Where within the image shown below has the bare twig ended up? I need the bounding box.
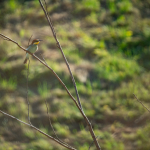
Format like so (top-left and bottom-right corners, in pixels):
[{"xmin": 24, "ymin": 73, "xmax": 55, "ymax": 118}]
[
  {"xmin": 0, "ymin": 34, "xmax": 11, "ymax": 41},
  {"xmin": 135, "ymin": 113, "xmax": 147, "ymax": 124},
  {"xmin": 41, "ymin": 53, "xmax": 72, "ymax": 147},
  {"xmin": 38, "ymin": 1, "xmax": 101, "ymax": 149},
  {"xmin": 28, "ymin": 35, "xmax": 33, "ymax": 46},
  {"xmin": 89, "ymin": 136, "xmax": 99, "ymax": 150},
  {"xmin": 0, "ymin": 33, "xmax": 78, "ymax": 106},
  {"xmin": 41, "ymin": 0, "xmax": 82, "ymax": 110},
  {"xmin": 0, "ymin": 30, "xmax": 101, "ymax": 150},
  {"xmin": 44, "ymin": 99, "xmax": 71, "ymax": 147},
  {"xmin": 40, "ymin": 53, "xmax": 48, "ymax": 66},
  {"xmin": 44, "ymin": 99, "xmax": 58, "ymax": 139},
  {"xmin": 0, "ymin": 109, "xmax": 76, "ymax": 150},
  {"xmin": 0, "ymin": 33, "xmax": 76, "ymax": 149},
  {"xmin": 26, "ymin": 59, "xmax": 32, "ymax": 125},
  {"xmin": 133, "ymin": 94, "xmax": 150, "ymax": 113},
  {"xmin": 0, "ymin": 33, "xmax": 78, "ymax": 149}
]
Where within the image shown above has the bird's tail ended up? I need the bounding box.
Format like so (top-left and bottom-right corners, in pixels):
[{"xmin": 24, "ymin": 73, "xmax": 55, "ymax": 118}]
[
  {"xmin": 23, "ymin": 53, "xmax": 29, "ymax": 64},
  {"xmin": 24, "ymin": 58, "xmax": 28, "ymax": 64}
]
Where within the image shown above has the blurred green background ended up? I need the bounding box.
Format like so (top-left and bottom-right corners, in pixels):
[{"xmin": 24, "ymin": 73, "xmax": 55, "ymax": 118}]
[{"xmin": 0, "ymin": 0, "xmax": 150, "ymax": 149}]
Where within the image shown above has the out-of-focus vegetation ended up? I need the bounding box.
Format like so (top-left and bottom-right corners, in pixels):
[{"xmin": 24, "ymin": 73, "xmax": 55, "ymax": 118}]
[{"xmin": 0, "ymin": 0, "xmax": 150, "ymax": 149}]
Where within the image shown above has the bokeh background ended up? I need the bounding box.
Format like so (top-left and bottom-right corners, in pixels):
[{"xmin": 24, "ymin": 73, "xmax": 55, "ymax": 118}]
[{"xmin": 0, "ymin": 0, "xmax": 150, "ymax": 149}]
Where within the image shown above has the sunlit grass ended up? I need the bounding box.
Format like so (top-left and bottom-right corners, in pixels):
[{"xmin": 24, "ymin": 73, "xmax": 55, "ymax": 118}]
[
  {"xmin": 0, "ymin": 77, "xmax": 17, "ymax": 91},
  {"xmin": 38, "ymin": 82, "xmax": 49, "ymax": 99},
  {"xmin": 29, "ymin": 139, "xmax": 53, "ymax": 150},
  {"xmin": 1, "ymin": 0, "xmax": 150, "ymax": 150},
  {"xmin": 23, "ymin": 128, "xmax": 35, "ymax": 139},
  {"xmin": 95, "ymin": 55, "xmax": 141, "ymax": 82},
  {"xmin": 74, "ymin": 0, "xmax": 100, "ymax": 14},
  {"xmin": 134, "ymin": 123, "xmax": 150, "ymax": 150},
  {"xmin": 76, "ymin": 81, "xmax": 92, "ymax": 96},
  {"xmin": 54, "ymin": 123, "xmax": 70, "ymax": 137}
]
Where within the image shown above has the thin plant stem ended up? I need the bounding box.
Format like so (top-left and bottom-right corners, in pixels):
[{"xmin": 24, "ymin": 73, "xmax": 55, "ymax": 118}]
[
  {"xmin": 42, "ymin": 0, "xmax": 83, "ymax": 110},
  {"xmin": 28, "ymin": 34, "xmax": 33, "ymax": 46},
  {"xmin": 38, "ymin": 1, "xmax": 101, "ymax": 149},
  {"xmin": 44, "ymin": 99, "xmax": 71, "ymax": 148},
  {"xmin": 88, "ymin": 136, "xmax": 99, "ymax": 150},
  {"xmin": 26, "ymin": 59, "xmax": 32, "ymax": 125},
  {"xmin": 40, "ymin": 53, "xmax": 73, "ymax": 147},
  {"xmin": 133, "ymin": 94, "xmax": 150, "ymax": 113},
  {"xmin": 0, "ymin": 109, "xmax": 76, "ymax": 150},
  {"xmin": 0, "ymin": 32, "xmax": 101, "ymax": 150}
]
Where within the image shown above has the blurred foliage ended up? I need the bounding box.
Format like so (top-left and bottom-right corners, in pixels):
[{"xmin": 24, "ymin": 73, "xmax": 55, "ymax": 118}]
[{"xmin": 1, "ymin": 0, "xmax": 150, "ymax": 150}]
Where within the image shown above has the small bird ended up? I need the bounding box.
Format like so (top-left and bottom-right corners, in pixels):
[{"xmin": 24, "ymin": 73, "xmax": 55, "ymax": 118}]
[{"xmin": 24, "ymin": 39, "xmax": 42, "ymax": 64}]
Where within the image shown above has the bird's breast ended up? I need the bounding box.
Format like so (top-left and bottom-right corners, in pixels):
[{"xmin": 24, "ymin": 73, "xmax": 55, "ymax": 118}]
[{"xmin": 27, "ymin": 45, "xmax": 38, "ymax": 53}]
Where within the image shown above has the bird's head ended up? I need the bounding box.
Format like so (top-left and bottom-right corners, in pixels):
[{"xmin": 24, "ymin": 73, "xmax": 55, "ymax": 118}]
[{"xmin": 31, "ymin": 39, "xmax": 42, "ymax": 45}]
